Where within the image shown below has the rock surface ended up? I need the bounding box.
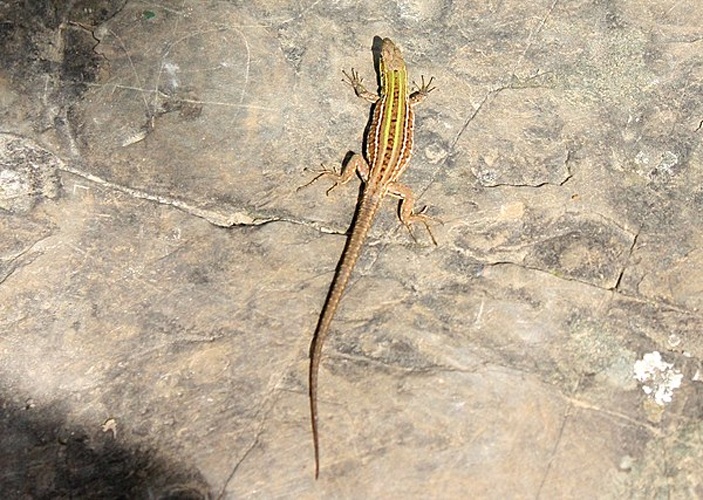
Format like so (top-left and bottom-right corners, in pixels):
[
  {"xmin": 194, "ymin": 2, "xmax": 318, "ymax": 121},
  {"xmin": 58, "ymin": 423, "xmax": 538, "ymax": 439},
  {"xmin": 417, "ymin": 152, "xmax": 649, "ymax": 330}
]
[{"xmin": 1, "ymin": 1, "xmax": 702, "ymax": 497}]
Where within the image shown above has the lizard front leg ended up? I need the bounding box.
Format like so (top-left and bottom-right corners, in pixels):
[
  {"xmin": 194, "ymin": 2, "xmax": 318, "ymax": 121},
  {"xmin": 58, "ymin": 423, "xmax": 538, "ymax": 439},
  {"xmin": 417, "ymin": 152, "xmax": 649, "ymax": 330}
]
[
  {"xmin": 409, "ymin": 75, "xmax": 436, "ymax": 106},
  {"xmin": 343, "ymin": 69, "xmax": 379, "ymax": 104}
]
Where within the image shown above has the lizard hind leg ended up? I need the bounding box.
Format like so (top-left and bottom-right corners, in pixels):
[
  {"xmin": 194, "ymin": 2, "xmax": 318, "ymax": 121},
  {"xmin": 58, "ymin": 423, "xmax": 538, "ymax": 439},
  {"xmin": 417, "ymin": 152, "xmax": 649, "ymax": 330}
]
[
  {"xmin": 296, "ymin": 165, "xmax": 343, "ymax": 195},
  {"xmin": 389, "ymin": 181, "xmax": 439, "ymax": 245},
  {"xmin": 297, "ymin": 153, "xmax": 370, "ymax": 195}
]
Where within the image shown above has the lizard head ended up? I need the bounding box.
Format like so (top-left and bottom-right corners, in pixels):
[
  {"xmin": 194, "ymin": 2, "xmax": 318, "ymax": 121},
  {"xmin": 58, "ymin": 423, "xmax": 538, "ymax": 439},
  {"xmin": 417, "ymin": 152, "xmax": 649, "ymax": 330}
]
[{"xmin": 380, "ymin": 38, "xmax": 406, "ymax": 73}]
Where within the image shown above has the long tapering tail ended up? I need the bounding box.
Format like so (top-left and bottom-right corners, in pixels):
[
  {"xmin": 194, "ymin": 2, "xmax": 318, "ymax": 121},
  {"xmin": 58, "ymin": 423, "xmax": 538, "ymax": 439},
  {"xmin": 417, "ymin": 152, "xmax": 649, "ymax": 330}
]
[{"xmin": 309, "ymin": 190, "xmax": 384, "ymax": 478}]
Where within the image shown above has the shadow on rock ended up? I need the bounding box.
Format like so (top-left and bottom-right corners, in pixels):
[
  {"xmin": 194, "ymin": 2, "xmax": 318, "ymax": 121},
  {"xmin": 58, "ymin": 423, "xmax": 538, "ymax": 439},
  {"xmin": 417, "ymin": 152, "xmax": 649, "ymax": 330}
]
[{"xmin": 0, "ymin": 396, "xmax": 211, "ymax": 499}]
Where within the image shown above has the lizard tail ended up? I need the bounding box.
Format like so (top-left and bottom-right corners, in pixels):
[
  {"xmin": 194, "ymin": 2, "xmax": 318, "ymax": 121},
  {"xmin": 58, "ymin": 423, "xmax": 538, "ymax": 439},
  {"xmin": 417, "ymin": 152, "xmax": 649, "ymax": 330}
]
[{"xmin": 309, "ymin": 190, "xmax": 384, "ymax": 479}]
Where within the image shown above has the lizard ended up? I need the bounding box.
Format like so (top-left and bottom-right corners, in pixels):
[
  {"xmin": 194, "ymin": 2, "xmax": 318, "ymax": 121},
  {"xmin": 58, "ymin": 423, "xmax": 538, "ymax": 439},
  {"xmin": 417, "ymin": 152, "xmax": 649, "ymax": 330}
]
[{"xmin": 306, "ymin": 37, "xmax": 436, "ymax": 478}]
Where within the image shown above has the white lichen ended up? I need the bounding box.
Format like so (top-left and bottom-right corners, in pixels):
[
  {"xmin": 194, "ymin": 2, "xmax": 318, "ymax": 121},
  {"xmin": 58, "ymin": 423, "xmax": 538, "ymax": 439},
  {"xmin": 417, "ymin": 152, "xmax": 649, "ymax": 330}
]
[{"xmin": 633, "ymin": 351, "xmax": 683, "ymax": 405}]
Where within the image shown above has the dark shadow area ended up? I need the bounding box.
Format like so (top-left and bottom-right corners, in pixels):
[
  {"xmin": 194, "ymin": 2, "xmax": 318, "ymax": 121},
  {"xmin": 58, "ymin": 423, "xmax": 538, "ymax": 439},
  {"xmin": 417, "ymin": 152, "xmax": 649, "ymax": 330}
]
[
  {"xmin": 0, "ymin": 0, "xmax": 123, "ymax": 139},
  {"xmin": 0, "ymin": 392, "xmax": 211, "ymax": 499},
  {"xmin": 0, "ymin": 1, "xmax": 121, "ymax": 87}
]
